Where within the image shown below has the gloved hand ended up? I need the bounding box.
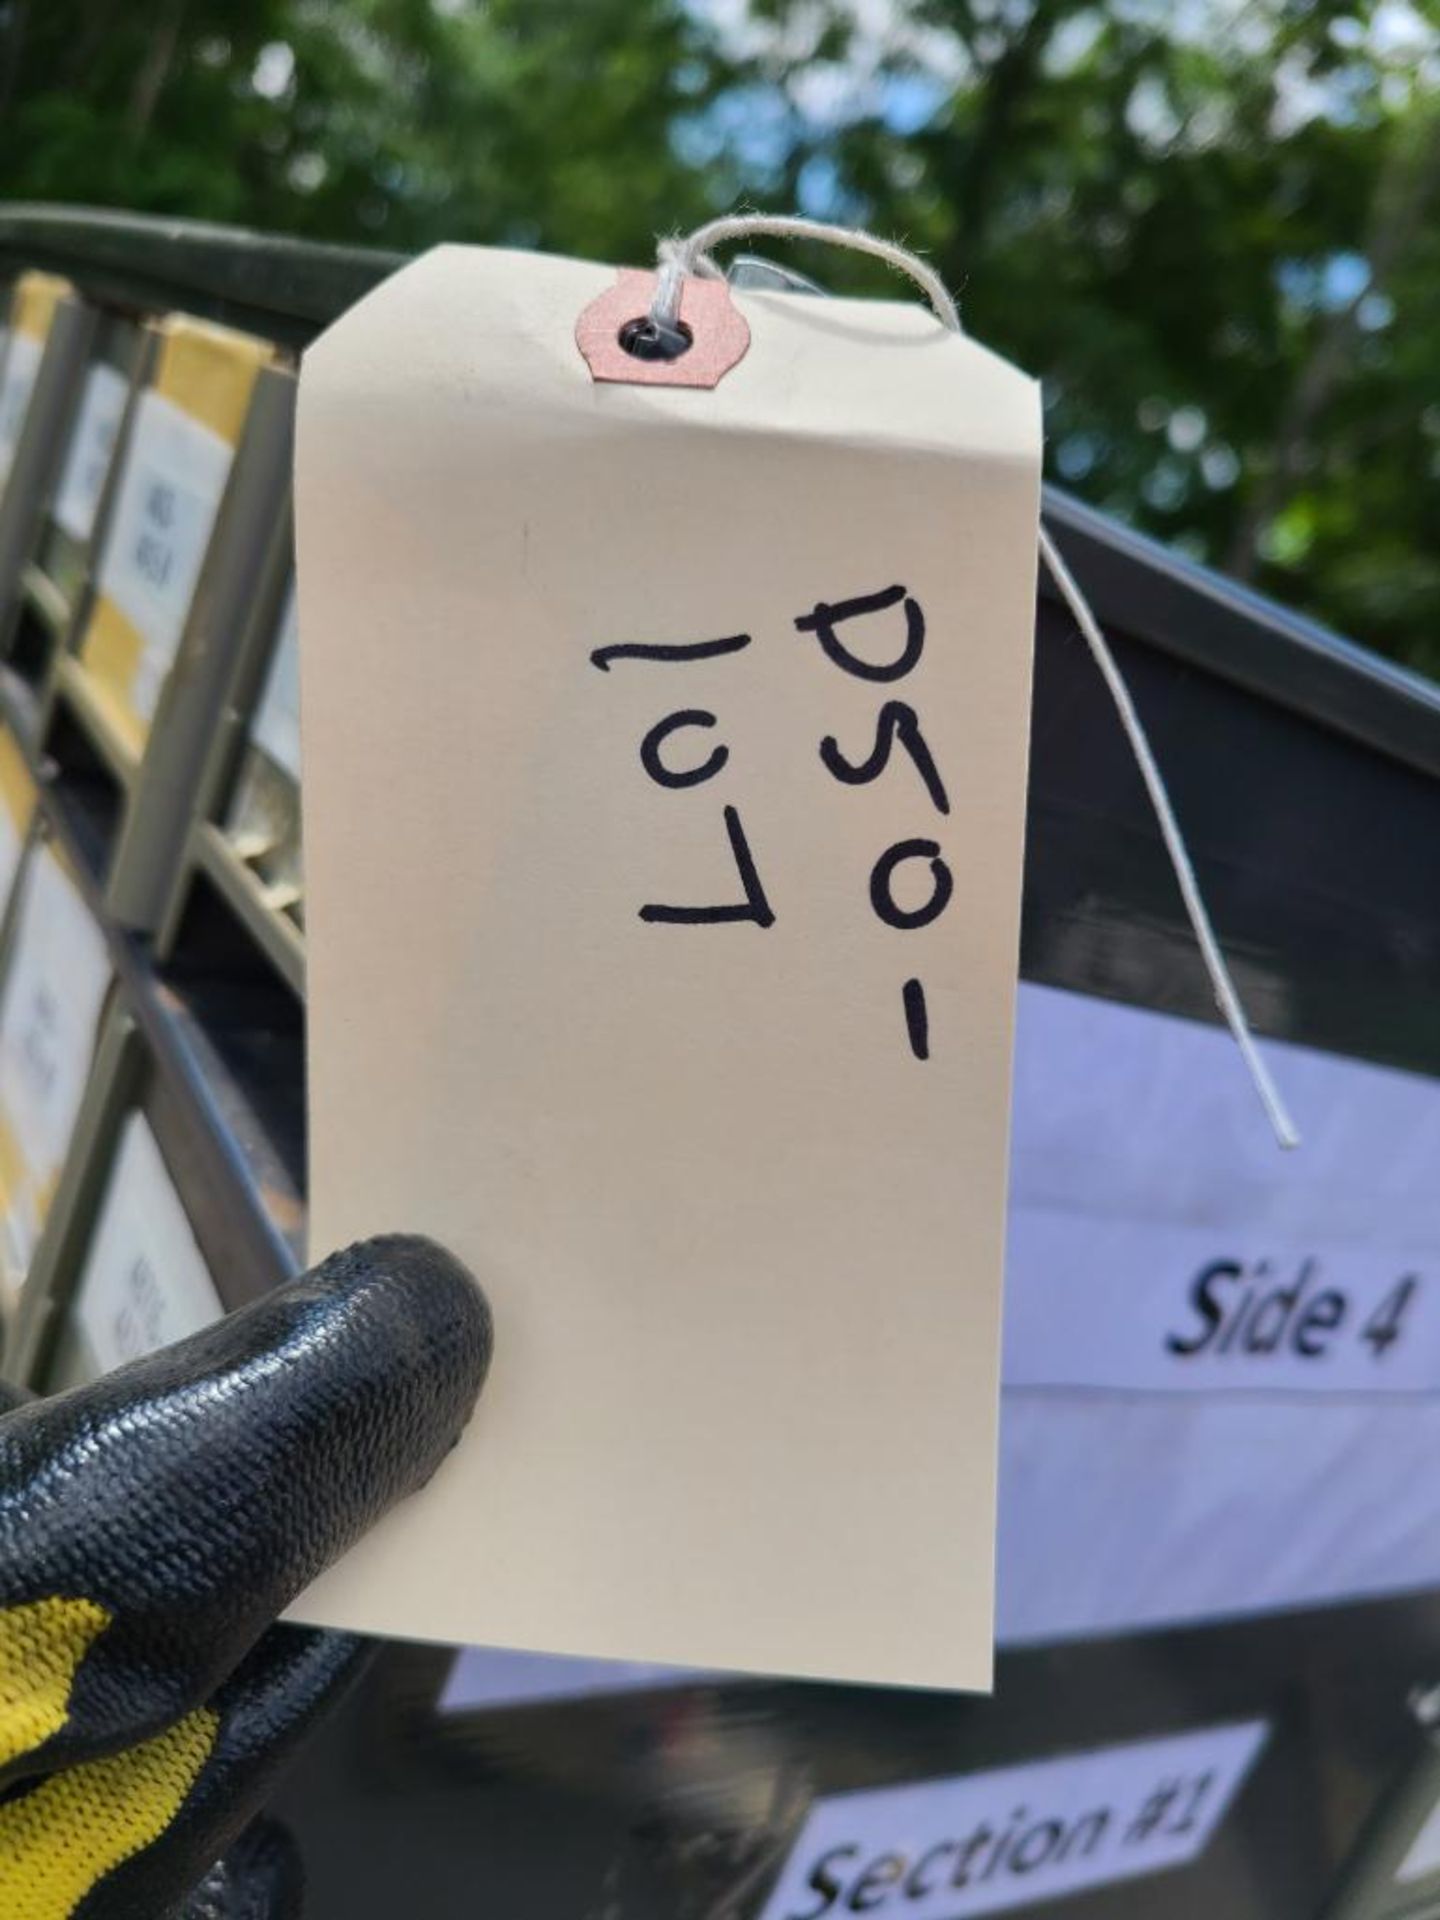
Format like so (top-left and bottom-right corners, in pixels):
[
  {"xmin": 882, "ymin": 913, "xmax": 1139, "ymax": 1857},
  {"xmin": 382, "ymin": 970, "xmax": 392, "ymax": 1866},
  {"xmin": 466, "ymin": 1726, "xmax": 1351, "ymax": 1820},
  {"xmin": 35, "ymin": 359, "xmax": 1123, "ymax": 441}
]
[{"xmin": 0, "ymin": 1234, "xmax": 492, "ymax": 1919}]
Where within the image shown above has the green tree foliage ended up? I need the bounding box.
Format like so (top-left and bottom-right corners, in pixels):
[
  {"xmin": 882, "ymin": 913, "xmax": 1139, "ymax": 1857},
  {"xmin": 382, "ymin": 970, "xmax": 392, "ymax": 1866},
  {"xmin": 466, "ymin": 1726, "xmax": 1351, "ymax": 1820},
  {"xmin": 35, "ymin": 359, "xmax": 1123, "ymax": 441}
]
[
  {"xmin": 0, "ymin": 0, "xmax": 748, "ymax": 254},
  {"xmin": 741, "ymin": 0, "xmax": 1440, "ymax": 669},
  {"xmin": 0, "ymin": 0, "xmax": 1436, "ymax": 668}
]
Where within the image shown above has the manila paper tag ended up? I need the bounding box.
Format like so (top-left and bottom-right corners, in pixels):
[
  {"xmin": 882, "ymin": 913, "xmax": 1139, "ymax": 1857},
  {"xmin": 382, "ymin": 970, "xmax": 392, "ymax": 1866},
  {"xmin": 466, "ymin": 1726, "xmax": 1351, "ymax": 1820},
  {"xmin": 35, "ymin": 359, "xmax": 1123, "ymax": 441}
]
[{"xmin": 293, "ymin": 245, "xmax": 1040, "ymax": 1691}]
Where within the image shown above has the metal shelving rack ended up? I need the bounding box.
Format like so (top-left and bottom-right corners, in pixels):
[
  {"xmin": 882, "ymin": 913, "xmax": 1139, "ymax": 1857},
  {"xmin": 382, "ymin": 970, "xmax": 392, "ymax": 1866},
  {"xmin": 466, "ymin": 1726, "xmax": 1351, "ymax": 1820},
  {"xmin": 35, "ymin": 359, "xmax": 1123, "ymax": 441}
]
[{"xmin": 0, "ymin": 212, "xmax": 319, "ymax": 1386}]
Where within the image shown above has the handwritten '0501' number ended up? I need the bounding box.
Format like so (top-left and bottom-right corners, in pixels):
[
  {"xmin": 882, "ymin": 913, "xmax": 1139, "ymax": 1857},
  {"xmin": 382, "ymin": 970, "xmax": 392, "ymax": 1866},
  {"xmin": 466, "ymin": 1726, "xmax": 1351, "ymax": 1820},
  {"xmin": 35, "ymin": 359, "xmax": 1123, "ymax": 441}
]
[{"xmin": 589, "ymin": 586, "xmax": 954, "ymax": 1063}]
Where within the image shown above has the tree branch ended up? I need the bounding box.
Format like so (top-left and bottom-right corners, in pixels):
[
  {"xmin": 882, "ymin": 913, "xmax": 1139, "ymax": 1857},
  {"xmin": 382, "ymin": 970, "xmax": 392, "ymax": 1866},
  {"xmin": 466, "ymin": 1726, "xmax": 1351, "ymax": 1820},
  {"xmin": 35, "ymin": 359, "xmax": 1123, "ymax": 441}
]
[{"xmin": 125, "ymin": 0, "xmax": 190, "ymax": 145}]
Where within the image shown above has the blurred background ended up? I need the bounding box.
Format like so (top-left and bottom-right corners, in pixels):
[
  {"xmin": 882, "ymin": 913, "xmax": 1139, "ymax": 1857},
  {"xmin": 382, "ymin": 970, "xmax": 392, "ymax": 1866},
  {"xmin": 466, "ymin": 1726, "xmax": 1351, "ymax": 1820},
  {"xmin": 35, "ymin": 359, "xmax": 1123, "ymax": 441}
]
[{"xmin": 3, "ymin": 0, "xmax": 1435, "ymax": 670}]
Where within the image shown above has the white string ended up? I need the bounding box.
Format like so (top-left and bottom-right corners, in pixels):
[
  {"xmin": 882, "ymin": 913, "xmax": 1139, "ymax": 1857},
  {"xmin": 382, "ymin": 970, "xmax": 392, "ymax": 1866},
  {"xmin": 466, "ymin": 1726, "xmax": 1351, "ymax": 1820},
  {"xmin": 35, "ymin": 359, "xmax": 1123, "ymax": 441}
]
[
  {"xmin": 654, "ymin": 212, "xmax": 1299, "ymax": 1150},
  {"xmin": 654, "ymin": 214, "xmax": 960, "ymax": 334},
  {"xmin": 1038, "ymin": 525, "xmax": 1299, "ymax": 1148}
]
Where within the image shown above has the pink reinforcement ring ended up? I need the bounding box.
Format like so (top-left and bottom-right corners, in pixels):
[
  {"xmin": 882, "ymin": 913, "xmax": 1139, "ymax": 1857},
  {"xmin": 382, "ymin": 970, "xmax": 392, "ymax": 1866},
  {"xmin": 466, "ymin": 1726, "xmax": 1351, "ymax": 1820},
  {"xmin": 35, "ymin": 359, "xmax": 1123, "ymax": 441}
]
[{"xmin": 575, "ymin": 270, "xmax": 751, "ymax": 390}]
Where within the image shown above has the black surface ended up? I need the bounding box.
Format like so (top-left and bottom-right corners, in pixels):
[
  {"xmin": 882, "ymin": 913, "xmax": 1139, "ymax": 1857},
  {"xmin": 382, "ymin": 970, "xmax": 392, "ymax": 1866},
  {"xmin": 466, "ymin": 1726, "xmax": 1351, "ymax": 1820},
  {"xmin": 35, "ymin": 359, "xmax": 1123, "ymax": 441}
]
[
  {"xmin": 1040, "ymin": 487, "xmax": 1440, "ymax": 785},
  {"xmin": 273, "ymin": 1584, "xmax": 1440, "ymax": 1920},
  {"xmin": 1023, "ymin": 595, "xmax": 1440, "ymax": 1078}
]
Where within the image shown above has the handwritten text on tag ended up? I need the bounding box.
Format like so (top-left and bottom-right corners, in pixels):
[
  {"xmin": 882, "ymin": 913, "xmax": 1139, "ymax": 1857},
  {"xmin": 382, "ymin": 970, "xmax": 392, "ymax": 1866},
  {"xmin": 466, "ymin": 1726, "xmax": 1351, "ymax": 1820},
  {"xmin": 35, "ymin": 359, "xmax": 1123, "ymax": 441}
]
[
  {"xmin": 295, "ymin": 245, "xmax": 1041, "ymax": 1688},
  {"xmin": 592, "ymin": 583, "xmax": 953, "ymax": 1058}
]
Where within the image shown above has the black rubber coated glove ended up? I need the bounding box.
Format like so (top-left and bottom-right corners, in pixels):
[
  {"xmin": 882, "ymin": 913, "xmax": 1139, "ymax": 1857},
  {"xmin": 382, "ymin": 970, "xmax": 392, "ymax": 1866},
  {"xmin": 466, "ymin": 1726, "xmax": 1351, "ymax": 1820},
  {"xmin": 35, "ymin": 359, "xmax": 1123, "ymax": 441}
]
[{"xmin": 0, "ymin": 1234, "xmax": 492, "ymax": 1918}]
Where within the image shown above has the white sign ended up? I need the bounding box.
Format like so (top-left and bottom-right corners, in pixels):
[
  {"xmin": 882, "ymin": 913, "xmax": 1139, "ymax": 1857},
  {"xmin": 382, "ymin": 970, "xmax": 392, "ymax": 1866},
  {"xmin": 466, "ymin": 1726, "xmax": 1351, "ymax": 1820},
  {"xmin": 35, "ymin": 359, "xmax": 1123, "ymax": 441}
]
[
  {"xmin": 0, "ymin": 844, "xmax": 111, "ymax": 1286},
  {"xmin": 53, "ymin": 362, "xmax": 129, "ymax": 546},
  {"xmin": 1005, "ymin": 985, "xmax": 1440, "ymax": 1396},
  {"xmin": 0, "ymin": 332, "xmax": 41, "ymax": 491},
  {"xmin": 96, "ymin": 388, "xmax": 233, "ymax": 723},
  {"xmin": 1007, "ymin": 1213, "xmax": 1434, "ymax": 1394},
  {"xmin": 70, "ymin": 1112, "xmax": 223, "ymax": 1377},
  {"xmin": 250, "ymin": 581, "xmax": 301, "ymax": 782},
  {"xmin": 757, "ymin": 1720, "xmax": 1267, "ymax": 1920},
  {"xmin": 997, "ymin": 983, "xmax": 1440, "ymax": 1645}
]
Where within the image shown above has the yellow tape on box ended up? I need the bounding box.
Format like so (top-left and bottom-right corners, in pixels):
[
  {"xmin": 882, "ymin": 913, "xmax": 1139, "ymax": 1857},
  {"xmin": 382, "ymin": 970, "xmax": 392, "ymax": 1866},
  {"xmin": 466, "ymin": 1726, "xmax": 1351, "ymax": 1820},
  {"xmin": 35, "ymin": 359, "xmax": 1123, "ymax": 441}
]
[{"xmin": 79, "ymin": 316, "xmax": 273, "ymax": 758}]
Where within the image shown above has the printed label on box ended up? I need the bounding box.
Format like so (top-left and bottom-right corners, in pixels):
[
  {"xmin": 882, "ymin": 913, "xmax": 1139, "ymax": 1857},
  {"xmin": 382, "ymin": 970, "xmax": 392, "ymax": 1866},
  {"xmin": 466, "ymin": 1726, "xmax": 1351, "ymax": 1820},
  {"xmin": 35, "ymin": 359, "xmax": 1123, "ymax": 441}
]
[
  {"xmin": 53, "ymin": 362, "xmax": 129, "ymax": 546},
  {"xmin": 0, "ymin": 729, "xmax": 35, "ymax": 923},
  {"xmin": 95, "ymin": 388, "xmax": 233, "ymax": 723},
  {"xmin": 250, "ymin": 581, "xmax": 301, "ymax": 783},
  {"xmin": 757, "ymin": 1720, "xmax": 1267, "ymax": 1920},
  {"xmin": 0, "ymin": 332, "xmax": 41, "ymax": 490},
  {"xmin": 0, "ymin": 844, "xmax": 111, "ymax": 1289},
  {"xmin": 70, "ymin": 1112, "xmax": 223, "ymax": 1376}
]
